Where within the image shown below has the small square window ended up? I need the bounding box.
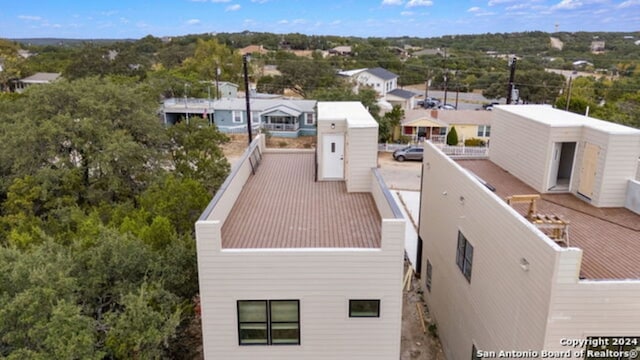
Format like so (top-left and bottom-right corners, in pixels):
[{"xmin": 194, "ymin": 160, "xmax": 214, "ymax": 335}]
[{"xmin": 349, "ymin": 300, "xmax": 380, "ymax": 318}]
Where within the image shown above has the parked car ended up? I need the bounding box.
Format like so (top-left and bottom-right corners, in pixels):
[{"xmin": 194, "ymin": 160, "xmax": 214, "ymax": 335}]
[
  {"xmin": 482, "ymin": 102, "xmax": 500, "ymax": 110},
  {"xmin": 439, "ymin": 104, "xmax": 457, "ymax": 110},
  {"xmin": 423, "ymin": 97, "xmax": 440, "ymax": 109},
  {"xmin": 393, "ymin": 146, "xmax": 424, "ymax": 162}
]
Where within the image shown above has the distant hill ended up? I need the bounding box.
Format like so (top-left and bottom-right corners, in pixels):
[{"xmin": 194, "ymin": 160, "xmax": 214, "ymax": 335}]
[{"xmin": 12, "ymin": 38, "xmax": 136, "ymax": 46}]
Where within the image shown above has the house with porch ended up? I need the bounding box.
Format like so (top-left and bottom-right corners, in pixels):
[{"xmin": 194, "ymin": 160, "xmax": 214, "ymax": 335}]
[
  {"xmin": 418, "ymin": 105, "xmax": 640, "ymax": 360},
  {"xmin": 161, "ymin": 98, "xmax": 317, "ymax": 137},
  {"xmin": 400, "ymin": 109, "xmax": 492, "ymax": 144},
  {"xmin": 195, "ymin": 101, "xmax": 405, "ymax": 359}
]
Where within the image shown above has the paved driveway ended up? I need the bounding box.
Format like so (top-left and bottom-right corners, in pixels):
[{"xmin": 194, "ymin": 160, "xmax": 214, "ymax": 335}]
[{"xmin": 378, "ymin": 152, "xmax": 423, "ymax": 191}]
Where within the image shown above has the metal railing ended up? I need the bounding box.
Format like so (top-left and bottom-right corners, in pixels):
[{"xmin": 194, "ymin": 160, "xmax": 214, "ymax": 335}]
[{"xmin": 263, "ymin": 123, "xmax": 299, "ymax": 131}]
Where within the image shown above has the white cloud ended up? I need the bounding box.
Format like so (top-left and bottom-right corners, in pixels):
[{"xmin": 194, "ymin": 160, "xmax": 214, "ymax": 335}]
[
  {"xmin": 278, "ymin": 19, "xmax": 289, "ymax": 24},
  {"xmin": 506, "ymin": 3, "xmax": 529, "ymax": 10},
  {"xmin": 382, "ymin": 0, "xmax": 403, "ymax": 5},
  {"xmin": 211, "ymin": 0, "xmax": 231, "ymax": 2},
  {"xmin": 251, "ymin": 0, "xmax": 269, "ymax": 3},
  {"xmin": 618, "ymin": 0, "xmax": 640, "ymax": 8},
  {"xmin": 401, "ymin": 11, "xmax": 415, "ymax": 15},
  {"xmin": 225, "ymin": 4, "xmax": 241, "ymax": 11},
  {"xmin": 330, "ymin": 20, "xmax": 342, "ymax": 25},
  {"xmin": 187, "ymin": 19, "xmax": 201, "ymax": 25},
  {"xmin": 551, "ymin": 0, "xmax": 583, "ymax": 10},
  {"xmin": 475, "ymin": 11, "xmax": 496, "ymax": 16},
  {"xmin": 467, "ymin": 7, "xmax": 481, "ymax": 12},
  {"xmin": 101, "ymin": 10, "xmax": 117, "ymax": 16},
  {"xmin": 487, "ymin": 0, "xmax": 516, "ymax": 6},
  {"xmin": 18, "ymin": 15, "xmax": 42, "ymax": 21},
  {"xmin": 292, "ymin": 18, "xmax": 306, "ymax": 24},
  {"xmin": 406, "ymin": 0, "xmax": 433, "ymax": 6}
]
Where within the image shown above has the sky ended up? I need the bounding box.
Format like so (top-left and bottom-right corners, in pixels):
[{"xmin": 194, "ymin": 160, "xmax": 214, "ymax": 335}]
[{"xmin": 1, "ymin": 0, "xmax": 639, "ymax": 39}]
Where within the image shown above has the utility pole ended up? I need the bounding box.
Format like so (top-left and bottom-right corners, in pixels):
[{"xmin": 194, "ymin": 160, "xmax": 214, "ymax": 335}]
[
  {"xmin": 215, "ymin": 65, "xmax": 221, "ymax": 99},
  {"xmin": 565, "ymin": 76, "xmax": 573, "ymax": 111},
  {"xmin": 243, "ymin": 54, "xmax": 253, "ymax": 146},
  {"xmin": 506, "ymin": 56, "xmax": 517, "ymax": 104},
  {"xmin": 442, "ymin": 47, "xmax": 448, "ymax": 105}
]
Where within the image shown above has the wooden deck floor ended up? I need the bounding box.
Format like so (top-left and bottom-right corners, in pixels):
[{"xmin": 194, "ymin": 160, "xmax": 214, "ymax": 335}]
[
  {"xmin": 458, "ymin": 159, "xmax": 640, "ymax": 280},
  {"xmin": 221, "ymin": 152, "xmax": 382, "ymax": 248}
]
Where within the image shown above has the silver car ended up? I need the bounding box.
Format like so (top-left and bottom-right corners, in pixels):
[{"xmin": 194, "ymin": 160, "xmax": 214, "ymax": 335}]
[{"xmin": 393, "ymin": 146, "xmax": 424, "ymax": 162}]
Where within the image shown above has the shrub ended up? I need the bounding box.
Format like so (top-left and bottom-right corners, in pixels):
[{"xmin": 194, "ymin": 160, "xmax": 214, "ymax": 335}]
[
  {"xmin": 446, "ymin": 126, "xmax": 459, "ymax": 145},
  {"xmin": 464, "ymin": 138, "xmax": 486, "ymax": 147}
]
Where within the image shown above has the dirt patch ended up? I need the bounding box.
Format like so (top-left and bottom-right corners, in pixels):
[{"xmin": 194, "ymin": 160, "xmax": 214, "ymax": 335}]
[{"xmin": 401, "ymin": 262, "xmax": 446, "ymax": 360}]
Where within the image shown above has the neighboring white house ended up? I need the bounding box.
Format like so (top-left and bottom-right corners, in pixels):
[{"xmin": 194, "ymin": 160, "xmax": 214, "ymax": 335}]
[
  {"xmin": 338, "ymin": 67, "xmax": 399, "ymax": 97},
  {"xmin": 418, "ymin": 105, "xmax": 640, "ymax": 360},
  {"xmin": 195, "ymin": 101, "xmax": 406, "ymax": 359}
]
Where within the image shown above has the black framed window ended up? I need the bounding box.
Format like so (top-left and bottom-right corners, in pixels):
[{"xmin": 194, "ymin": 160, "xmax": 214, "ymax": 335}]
[
  {"xmin": 456, "ymin": 231, "xmax": 474, "ymax": 282},
  {"xmin": 349, "ymin": 300, "xmax": 380, "ymax": 318},
  {"xmin": 237, "ymin": 300, "xmax": 300, "ymax": 346},
  {"xmin": 426, "ymin": 259, "xmax": 433, "ymax": 292},
  {"xmin": 238, "ymin": 300, "xmax": 268, "ymax": 345}
]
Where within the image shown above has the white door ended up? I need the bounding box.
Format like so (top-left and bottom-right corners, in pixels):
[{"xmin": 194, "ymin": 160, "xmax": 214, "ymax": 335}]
[
  {"xmin": 323, "ymin": 134, "xmax": 344, "ymax": 179},
  {"xmin": 548, "ymin": 142, "xmax": 562, "ymax": 190},
  {"xmin": 578, "ymin": 142, "xmax": 599, "ymax": 199}
]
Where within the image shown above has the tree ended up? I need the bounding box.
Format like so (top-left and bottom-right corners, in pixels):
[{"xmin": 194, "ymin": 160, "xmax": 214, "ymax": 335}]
[
  {"xmin": 447, "ymin": 126, "xmax": 459, "ymax": 145},
  {"xmin": 179, "ymin": 39, "xmax": 243, "ymax": 85},
  {"xmin": 167, "ymin": 122, "xmax": 230, "ymax": 195},
  {"xmin": 0, "ymin": 77, "xmax": 168, "ymax": 204},
  {"xmin": 105, "ymin": 282, "xmax": 182, "ymax": 360},
  {"xmin": 276, "ymin": 55, "xmax": 339, "ymax": 98}
]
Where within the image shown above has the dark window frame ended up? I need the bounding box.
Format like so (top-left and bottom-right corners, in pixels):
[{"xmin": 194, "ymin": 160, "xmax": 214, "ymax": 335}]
[
  {"xmin": 426, "ymin": 259, "xmax": 433, "ymax": 292},
  {"xmin": 456, "ymin": 231, "xmax": 474, "ymax": 282},
  {"xmin": 349, "ymin": 299, "xmax": 381, "ymax": 318},
  {"xmin": 237, "ymin": 299, "xmax": 300, "ymax": 346}
]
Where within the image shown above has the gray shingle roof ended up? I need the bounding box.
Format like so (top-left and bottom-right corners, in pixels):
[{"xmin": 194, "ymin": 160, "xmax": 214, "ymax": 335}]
[
  {"xmin": 387, "ymin": 88, "xmax": 415, "ymax": 99},
  {"xmin": 365, "ymin": 67, "xmax": 398, "ymax": 81}
]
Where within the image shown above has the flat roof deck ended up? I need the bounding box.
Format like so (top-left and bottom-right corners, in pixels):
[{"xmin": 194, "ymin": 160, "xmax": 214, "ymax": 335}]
[
  {"xmin": 457, "ymin": 159, "xmax": 640, "ymax": 280},
  {"xmin": 221, "ymin": 152, "xmax": 382, "ymax": 248}
]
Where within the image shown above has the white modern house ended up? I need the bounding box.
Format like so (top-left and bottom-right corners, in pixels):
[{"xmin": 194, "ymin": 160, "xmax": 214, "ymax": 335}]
[
  {"xmin": 195, "ymin": 101, "xmax": 406, "ymax": 359},
  {"xmin": 418, "ymin": 105, "xmax": 640, "ymax": 360}
]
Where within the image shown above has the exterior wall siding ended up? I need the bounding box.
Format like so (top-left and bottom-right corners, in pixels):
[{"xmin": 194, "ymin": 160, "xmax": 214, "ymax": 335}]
[
  {"xmin": 598, "ymin": 133, "xmax": 640, "ymax": 207},
  {"xmin": 195, "ymin": 219, "xmax": 405, "ymax": 360},
  {"xmin": 490, "ymin": 108, "xmax": 552, "ymax": 192},
  {"xmin": 419, "ymin": 143, "xmax": 561, "ymax": 360},
  {"xmin": 544, "ymin": 278, "xmax": 640, "ymax": 350},
  {"xmin": 346, "ymin": 127, "xmax": 379, "ymax": 193}
]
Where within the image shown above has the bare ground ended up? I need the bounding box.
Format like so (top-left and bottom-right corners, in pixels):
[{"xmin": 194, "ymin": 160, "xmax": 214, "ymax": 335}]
[{"xmin": 401, "ymin": 261, "xmax": 446, "ymax": 360}]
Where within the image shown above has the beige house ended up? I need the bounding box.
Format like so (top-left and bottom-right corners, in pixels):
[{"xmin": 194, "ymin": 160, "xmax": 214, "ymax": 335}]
[
  {"xmin": 418, "ymin": 105, "xmax": 640, "ymax": 360},
  {"xmin": 195, "ymin": 101, "xmax": 405, "ymax": 359},
  {"xmin": 401, "ymin": 109, "xmax": 492, "ymax": 143}
]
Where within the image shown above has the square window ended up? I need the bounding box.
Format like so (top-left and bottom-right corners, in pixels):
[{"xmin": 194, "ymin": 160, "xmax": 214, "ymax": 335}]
[
  {"xmin": 349, "ymin": 300, "xmax": 380, "ymax": 318},
  {"xmin": 238, "ymin": 300, "xmax": 300, "ymax": 346}
]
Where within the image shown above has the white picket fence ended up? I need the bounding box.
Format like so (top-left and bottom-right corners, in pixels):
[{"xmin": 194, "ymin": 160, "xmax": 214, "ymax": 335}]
[
  {"xmin": 378, "ymin": 143, "xmax": 489, "ymax": 158},
  {"xmin": 436, "ymin": 144, "xmax": 489, "ymax": 158}
]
